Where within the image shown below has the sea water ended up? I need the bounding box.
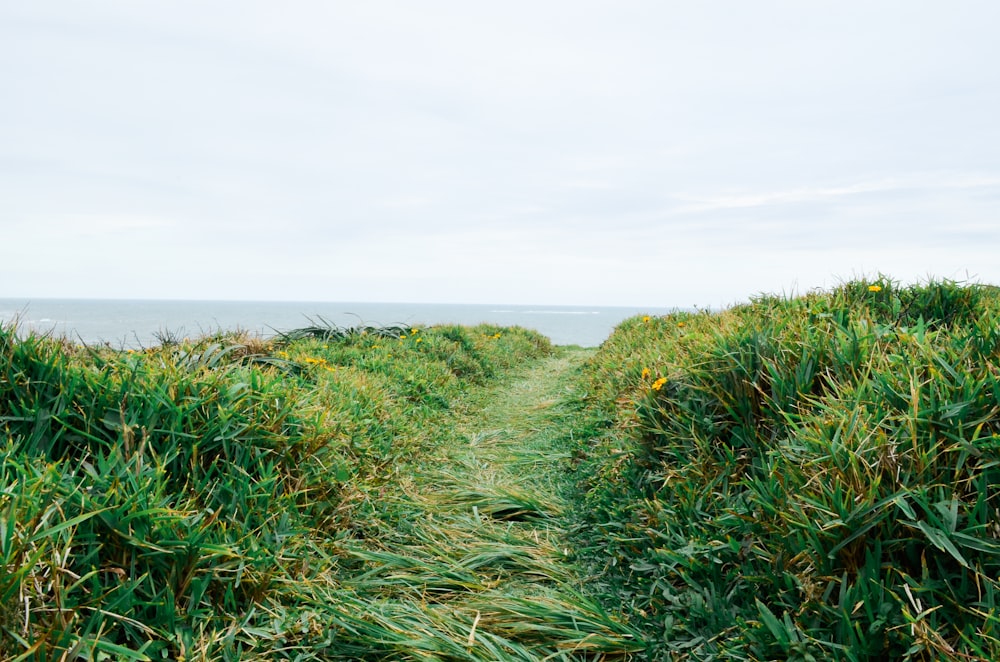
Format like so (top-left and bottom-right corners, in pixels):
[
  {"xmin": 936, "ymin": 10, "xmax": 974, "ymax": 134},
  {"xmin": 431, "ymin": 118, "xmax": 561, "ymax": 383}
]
[{"xmin": 0, "ymin": 299, "xmax": 683, "ymax": 348}]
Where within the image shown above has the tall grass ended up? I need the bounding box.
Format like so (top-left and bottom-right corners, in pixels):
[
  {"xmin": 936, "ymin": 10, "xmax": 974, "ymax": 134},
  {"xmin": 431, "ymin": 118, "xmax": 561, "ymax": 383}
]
[
  {"xmin": 571, "ymin": 277, "xmax": 1000, "ymax": 660},
  {"xmin": 0, "ymin": 321, "xmax": 576, "ymax": 659}
]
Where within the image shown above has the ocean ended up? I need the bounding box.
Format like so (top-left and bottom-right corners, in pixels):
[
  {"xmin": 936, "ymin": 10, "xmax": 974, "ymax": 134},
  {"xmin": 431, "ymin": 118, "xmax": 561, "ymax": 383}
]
[{"xmin": 0, "ymin": 299, "xmax": 682, "ymax": 348}]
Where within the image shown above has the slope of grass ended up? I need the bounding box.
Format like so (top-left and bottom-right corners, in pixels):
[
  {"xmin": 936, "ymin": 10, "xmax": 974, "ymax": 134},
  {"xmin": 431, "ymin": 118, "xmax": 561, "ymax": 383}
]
[
  {"xmin": 569, "ymin": 277, "xmax": 1000, "ymax": 660},
  {"xmin": 1, "ymin": 321, "xmax": 608, "ymax": 659},
  {"xmin": 13, "ymin": 276, "xmax": 995, "ymax": 660}
]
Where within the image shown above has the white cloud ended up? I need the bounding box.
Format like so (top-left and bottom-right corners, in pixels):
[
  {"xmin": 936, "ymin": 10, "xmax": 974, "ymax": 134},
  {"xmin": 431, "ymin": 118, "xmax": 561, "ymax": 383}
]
[
  {"xmin": 668, "ymin": 174, "xmax": 1000, "ymax": 215},
  {"xmin": 2, "ymin": 2, "xmax": 1000, "ymax": 306}
]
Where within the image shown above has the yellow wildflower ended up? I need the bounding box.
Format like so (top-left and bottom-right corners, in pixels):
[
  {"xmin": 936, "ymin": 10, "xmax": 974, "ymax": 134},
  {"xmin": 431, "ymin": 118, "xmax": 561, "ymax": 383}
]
[
  {"xmin": 651, "ymin": 377, "xmax": 667, "ymax": 391},
  {"xmin": 411, "ymin": 328, "xmax": 419, "ymax": 334},
  {"xmin": 642, "ymin": 315, "xmax": 651, "ymax": 323},
  {"xmin": 868, "ymin": 284, "xmax": 882, "ymax": 292},
  {"xmin": 641, "ymin": 367, "xmax": 651, "ymax": 380},
  {"xmin": 415, "ymin": 338, "xmax": 423, "ymax": 343},
  {"xmin": 677, "ymin": 321, "xmax": 686, "ymax": 328}
]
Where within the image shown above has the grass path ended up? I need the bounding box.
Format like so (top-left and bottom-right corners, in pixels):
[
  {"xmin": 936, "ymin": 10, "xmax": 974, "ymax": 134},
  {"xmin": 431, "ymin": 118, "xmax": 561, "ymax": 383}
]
[{"xmin": 334, "ymin": 346, "xmax": 642, "ymax": 660}]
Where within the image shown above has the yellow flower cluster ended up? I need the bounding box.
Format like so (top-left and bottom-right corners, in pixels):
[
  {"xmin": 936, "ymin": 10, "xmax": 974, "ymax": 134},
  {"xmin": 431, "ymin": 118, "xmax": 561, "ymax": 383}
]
[
  {"xmin": 398, "ymin": 329, "xmax": 424, "ymax": 345},
  {"xmin": 641, "ymin": 367, "xmax": 666, "ymax": 391},
  {"xmin": 868, "ymin": 284, "xmax": 883, "ymax": 292}
]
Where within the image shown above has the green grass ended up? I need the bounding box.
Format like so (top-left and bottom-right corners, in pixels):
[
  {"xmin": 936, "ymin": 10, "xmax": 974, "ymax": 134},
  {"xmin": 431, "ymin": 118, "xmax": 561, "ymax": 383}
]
[
  {"xmin": 569, "ymin": 276, "xmax": 1000, "ymax": 660},
  {"xmin": 320, "ymin": 347, "xmax": 643, "ymax": 660},
  {"xmin": 8, "ymin": 275, "xmax": 999, "ymax": 660},
  {"xmin": 0, "ymin": 320, "xmax": 640, "ymax": 659}
]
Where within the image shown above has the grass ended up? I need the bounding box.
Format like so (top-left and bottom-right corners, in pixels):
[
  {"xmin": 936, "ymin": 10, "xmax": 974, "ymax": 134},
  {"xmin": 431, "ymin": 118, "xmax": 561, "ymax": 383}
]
[
  {"xmin": 0, "ymin": 319, "xmax": 638, "ymax": 659},
  {"xmin": 321, "ymin": 346, "xmax": 643, "ymax": 659},
  {"xmin": 569, "ymin": 276, "xmax": 1000, "ymax": 660},
  {"xmin": 7, "ymin": 275, "xmax": 999, "ymax": 660}
]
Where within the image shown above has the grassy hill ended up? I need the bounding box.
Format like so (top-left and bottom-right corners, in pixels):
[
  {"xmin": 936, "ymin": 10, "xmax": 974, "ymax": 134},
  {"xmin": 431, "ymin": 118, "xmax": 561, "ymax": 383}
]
[
  {"xmin": 0, "ymin": 321, "xmax": 596, "ymax": 660},
  {"xmin": 570, "ymin": 277, "xmax": 1000, "ymax": 660},
  {"xmin": 4, "ymin": 276, "xmax": 1000, "ymax": 661}
]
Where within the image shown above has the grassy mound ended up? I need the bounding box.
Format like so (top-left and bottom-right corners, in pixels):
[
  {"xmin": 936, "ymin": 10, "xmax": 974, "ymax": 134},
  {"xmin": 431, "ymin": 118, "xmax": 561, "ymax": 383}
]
[
  {"xmin": 572, "ymin": 277, "xmax": 1000, "ymax": 660},
  {"xmin": 0, "ymin": 321, "xmax": 551, "ymax": 659}
]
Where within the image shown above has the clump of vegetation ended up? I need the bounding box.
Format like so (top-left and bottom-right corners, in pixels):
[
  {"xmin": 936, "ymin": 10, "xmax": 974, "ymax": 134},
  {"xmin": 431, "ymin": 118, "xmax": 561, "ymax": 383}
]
[
  {"xmin": 0, "ymin": 321, "xmax": 559, "ymax": 659},
  {"xmin": 571, "ymin": 277, "xmax": 1000, "ymax": 660},
  {"xmin": 273, "ymin": 315, "xmax": 410, "ymax": 342}
]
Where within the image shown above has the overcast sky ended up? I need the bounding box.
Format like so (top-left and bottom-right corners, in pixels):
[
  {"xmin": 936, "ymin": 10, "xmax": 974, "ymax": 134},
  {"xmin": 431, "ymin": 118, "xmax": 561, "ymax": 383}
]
[{"xmin": 3, "ymin": 2, "xmax": 999, "ymax": 307}]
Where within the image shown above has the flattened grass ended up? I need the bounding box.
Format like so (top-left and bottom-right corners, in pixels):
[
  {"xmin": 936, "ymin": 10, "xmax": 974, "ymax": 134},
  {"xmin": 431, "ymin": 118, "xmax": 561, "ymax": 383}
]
[{"xmin": 322, "ymin": 347, "xmax": 643, "ymax": 659}]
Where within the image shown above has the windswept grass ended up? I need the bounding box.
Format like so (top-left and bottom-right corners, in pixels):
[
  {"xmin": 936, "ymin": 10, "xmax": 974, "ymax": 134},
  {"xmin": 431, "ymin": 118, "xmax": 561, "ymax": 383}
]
[
  {"xmin": 318, "ymin": 347, "xmax": 643, "ymax": 660},
  {"xmin": 15, "ymin": 276, "xmax": 991, "ymax": 660},
  {"xmin": 571, "ymin": 277, "xmax": 1000, "ymax": 660},
  {"xmin": 2, "ymin": 320, "xmax": 633, "ymax": 659}
]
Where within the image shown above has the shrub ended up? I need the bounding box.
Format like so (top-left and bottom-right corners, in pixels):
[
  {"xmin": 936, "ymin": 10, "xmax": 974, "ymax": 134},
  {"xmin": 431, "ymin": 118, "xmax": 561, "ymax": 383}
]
[{"xmin": 572, "ymin": 277, "xmax": 1000, "ymax": 660}]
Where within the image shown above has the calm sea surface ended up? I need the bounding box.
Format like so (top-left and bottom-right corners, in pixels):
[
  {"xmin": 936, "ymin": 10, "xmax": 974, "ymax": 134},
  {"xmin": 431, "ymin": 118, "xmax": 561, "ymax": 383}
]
[{"xmin": 0, "ymin": 299, "xmax": 682, "ymax": 348}]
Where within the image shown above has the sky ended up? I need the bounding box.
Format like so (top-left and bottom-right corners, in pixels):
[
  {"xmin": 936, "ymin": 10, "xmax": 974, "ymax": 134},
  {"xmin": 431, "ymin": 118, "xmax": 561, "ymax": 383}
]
[{"xmin": 3, "ymin": 1, "xmax": 999, "ymax": 308}]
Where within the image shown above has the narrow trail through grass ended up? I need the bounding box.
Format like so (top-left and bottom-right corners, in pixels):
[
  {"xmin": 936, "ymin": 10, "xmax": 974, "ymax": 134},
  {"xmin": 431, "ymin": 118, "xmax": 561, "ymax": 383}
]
[
  {"xmin": 444, "ymin": 346, "xmax": 593, "ymax": 521},
  {"xmin": 337, "ymin": 346, "xmax": 641, "ymax": 660}
]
